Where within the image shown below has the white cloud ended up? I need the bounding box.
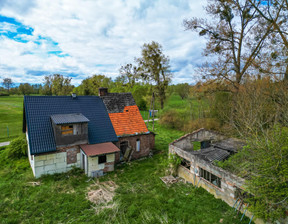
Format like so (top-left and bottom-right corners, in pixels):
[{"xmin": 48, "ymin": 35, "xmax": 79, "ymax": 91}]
[{"xmin": 0, "ymin": 0, "xmax": 207, "ymax": 85}]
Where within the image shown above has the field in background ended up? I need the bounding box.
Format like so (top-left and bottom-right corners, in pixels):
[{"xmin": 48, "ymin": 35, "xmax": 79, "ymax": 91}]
[{"xmin": 0, "ymin": 96, "xmax": 24, "ymax": 142}]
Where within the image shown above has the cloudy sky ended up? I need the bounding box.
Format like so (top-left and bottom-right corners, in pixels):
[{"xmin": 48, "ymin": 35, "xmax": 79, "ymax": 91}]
[{"xmin": 0, "ymin": 0, "xmax": 206, "ymax": 86}]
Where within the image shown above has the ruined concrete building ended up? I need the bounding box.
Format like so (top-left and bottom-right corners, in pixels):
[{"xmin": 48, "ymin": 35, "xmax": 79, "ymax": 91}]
[{"xmin": 169, "ymin": 128, "xmax": 261, "ymax": 223}]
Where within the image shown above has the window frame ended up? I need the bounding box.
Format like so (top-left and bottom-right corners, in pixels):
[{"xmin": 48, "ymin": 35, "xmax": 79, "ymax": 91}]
[
  {"xmin": 98, "ymin": 155, "xmax": 107, "ymax": 164},
  {"xmin": 199, "ymin": 167, "xmax": 221, "ymax": 188},
  {"xmin": 61, "ymin": 125, "xmax": 74, "ymax": 136}
]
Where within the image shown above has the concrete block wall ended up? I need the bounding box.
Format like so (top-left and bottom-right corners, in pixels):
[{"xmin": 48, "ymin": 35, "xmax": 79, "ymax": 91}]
[
  {"xmin": 33, "ymin": 151, "xmax": 80, "ymax": 178},
  {"xmin": 87, "ymin": 153, "xmax": 115, "ymax": 177}
]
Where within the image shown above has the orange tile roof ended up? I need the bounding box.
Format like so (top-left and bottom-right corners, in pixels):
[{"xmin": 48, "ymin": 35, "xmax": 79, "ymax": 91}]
[{"xmin": 109, "ymin": 105, "xmax": 149, "ymax": 136}]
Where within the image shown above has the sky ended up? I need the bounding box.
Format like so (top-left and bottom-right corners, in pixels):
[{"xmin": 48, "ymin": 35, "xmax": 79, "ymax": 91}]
[{"xmin": 0, "ymin": 0, "xmax": 207, "ymax": 86}]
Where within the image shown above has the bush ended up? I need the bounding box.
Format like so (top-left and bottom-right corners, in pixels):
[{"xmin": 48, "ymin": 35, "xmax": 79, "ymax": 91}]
[
  {"xmin": 159, "ymin": 109, "xmax": 182, "ymax": 129},
  {"xmin": 7, "ymin": 136, "xmax": 28, "ymax": 159},
  {"xmin": 183, "ymin": 118, "xmax": 221, "ymax": 132}
]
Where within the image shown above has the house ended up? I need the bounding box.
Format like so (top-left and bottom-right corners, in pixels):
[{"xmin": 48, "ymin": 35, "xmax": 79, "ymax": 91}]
[
  {"xmin": 23, "ymin": 95, "xmax": 120, "ymax": 178},
  {"xmin": 169, "ymin": 128, "xmax": 259, "ymax": 222},
  {"xmin": 99, "ymin": 87, "xmax": 155, "ymax": 161}
]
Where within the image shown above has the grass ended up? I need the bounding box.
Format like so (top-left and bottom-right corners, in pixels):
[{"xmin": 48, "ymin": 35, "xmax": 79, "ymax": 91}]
[
  {"xmin": 0, "ymin": 122, "xmax": 252, "ymax": 223},
  {"xmin": 0, "ymin": 96, "xmax": 24, "ymax": 142}
]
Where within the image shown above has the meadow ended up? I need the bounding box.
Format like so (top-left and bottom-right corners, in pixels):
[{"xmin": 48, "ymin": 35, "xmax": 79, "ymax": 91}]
[
  {"xmin": 0, "ymin": 96, "xmax": 24, "ymax": 142},
  {"xmin": 0, "ymin": 95, "xmax": 252, "ymax": 223}
]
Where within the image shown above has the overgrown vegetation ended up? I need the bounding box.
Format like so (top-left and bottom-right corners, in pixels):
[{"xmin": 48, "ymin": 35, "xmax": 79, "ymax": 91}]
[
  {"xmin": 7, "ymin": 136, "xmax": 27, "ymax": 159},
  {"xmin": 217, "ymin": 126, "xmax": 288, "ymax": 221},
  {"xmin": 0, "ymin": 122, "xmax": 252, "ymax": 223}
]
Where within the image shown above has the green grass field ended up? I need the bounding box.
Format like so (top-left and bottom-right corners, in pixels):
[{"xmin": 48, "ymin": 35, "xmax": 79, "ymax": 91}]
[
  {"xmin": 0, "ymin": 122, "xmax": 251, "ymax": 223},
  {"xmin": 0, "ymin": 95, "xmax": 252, "ymax": 223},
  {"xmin": 0, "ymin": 96, "xmax": 24, "ymax": 142}
]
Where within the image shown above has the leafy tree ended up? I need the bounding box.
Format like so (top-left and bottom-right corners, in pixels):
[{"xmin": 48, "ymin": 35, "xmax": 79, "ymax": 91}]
[
  {"xmin": 2, "ymin": 78, "xmax": 14, "ymax": 93},
  {"xmin": 74, "ymin": 75, "xmax": 112, "ymax": 95},
  {"xmin": 136, "ymin": 41, "xmax": 172, "ymax": 109},
  {"xmin": 218, "ymin": 126, "xmax": 288, "ymax": 221},
  {"xmin": 41, "ymin": 74, "xmax": 73, "ymax": 95},
  {"xmin": 19, "ymin": 83, "xmax": 33, "ymax": 95},
  {"xmin": 184, "ymin": 0, "xmax": 273, "ymax": 89},
  {"xmin": 174, "ymin": 83, "xmax": 190, "ymax": 99}
]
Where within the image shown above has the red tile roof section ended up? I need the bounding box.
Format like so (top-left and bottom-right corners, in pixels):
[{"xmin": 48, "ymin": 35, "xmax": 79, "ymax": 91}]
[
  {"xmin": 80, "ymin": 142, "xmax": 120, "ymax": 156},
  {"xmin": 108, "ymin": 105, "xmax": 148, "ymax": 136}
]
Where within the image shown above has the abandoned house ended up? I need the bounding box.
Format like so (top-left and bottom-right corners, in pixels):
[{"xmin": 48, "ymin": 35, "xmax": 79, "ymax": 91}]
[
  {"xmin": 169, "ymin": 128, "xmax": 259, "ymax": 222},
  {"xmin": 99, "ymin": 87, "xmax": 155, "ymax": 162},
  {"xmin": 23, "ymin": 95, "xmax": 120, "ymax": 178}
]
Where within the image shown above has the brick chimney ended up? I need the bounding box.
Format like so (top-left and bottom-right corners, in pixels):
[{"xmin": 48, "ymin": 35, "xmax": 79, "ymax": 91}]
[{"xmin": 98, "ymin": 87, "xmax": 108, "ymax": 96}]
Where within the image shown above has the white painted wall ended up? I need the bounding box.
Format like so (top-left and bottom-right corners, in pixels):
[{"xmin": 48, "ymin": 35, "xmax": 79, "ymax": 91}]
[{"xmin": 26, "ymin": 132, "xmax": 35, "ymax": 176}]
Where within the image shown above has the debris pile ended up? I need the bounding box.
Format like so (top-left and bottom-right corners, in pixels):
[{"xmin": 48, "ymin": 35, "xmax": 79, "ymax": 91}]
[
  {"xmin": 160, "ymin": 175, "xmax": 178, "ymax": 186},
  {"xmin": 87, "ymin": 181, "xmax": 117, "ymax": 205}
]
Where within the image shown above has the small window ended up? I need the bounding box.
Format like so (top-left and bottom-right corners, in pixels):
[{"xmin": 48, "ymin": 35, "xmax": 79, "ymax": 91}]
[
  {"xmin": 200, "ymin": 167, "xmax": 221, "ymax": 188},
  {"xmin": 61, "ymin": 125, "xmax": 73, "ymax": 135},
  {"xmin": 136, "ymin": 139, "xmax": 140, "ymax": 152},
  {"xmin": 98, "ymin": 155, "xmax": 107, "ymax": 164}
]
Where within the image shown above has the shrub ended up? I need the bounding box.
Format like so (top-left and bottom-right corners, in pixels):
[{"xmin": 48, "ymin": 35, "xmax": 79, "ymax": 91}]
[
  {"xmin": 183, "ymin": 118, "xmax": 221, "ymax": 132},
  {"xmin": 7, "ymin": 136, "xmax": 28, "ymax": 159},
  {"xmin": 159, "ymin": 109, "xmax": 182, "ymax": 129}
]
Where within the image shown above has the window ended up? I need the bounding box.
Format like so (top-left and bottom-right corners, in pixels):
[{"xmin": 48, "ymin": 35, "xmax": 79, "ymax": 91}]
[
  {"xmin": 136, "ymin": 139, "xmax": 140, "ymax": 152},
  {"xmin": 98, "ymin": 155, "xmax": 107, "ymax": 164},
  {"xmin": 61, "ymin": 125, "xmax": 73, "ymax": 135},
  {"xmin": 200, "ymin": 167, "xmax": 221, "ymax": 188}
]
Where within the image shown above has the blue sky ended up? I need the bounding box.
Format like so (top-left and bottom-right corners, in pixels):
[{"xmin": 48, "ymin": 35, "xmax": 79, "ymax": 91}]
[{"xmin": 0, "ymin": 0, "xmax": 206, "ymax": 86}]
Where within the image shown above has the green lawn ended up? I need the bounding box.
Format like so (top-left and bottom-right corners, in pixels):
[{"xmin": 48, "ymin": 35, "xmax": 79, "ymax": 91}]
[
  {"xmin": 0, "ymin": 96, "xmax": 24, "ymax": 142},
  {"xmin": 0, "ymin": 122, "xmax": 252, "ymax": 223}
]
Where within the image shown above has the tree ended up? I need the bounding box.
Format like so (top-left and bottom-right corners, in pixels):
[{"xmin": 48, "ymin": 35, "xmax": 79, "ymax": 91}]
[
  {"xmin": 19, "ymin": 83, "xmax": 33, "ymax": 95},
  {"xmin": 136, "ymin": 41, "xmax": 172, "ymax": 109},
  {"xmin": 119, "ymin": 63, "xmax": 138, "ymax": 88},
  {"xmin": 248, "ymin": 0, "xmax": 288, "ymax": 80},
  {"xmin": 174, "ymin": 83, "xmax": 190, "ymax": 99},
  {"xmin": 184, "ymin": 0, "xmax": 273, "ymax": 90},
  {"xmin": 41, "ymin": 74, "xmax": 73, "ymax": 96},
  {"xmin": 73, "ymin": 75, "xmax": 112, "ymax": 95},
  {"xmin": 2, "ymin": 78, "xmax": 14, "ymax": 93}
]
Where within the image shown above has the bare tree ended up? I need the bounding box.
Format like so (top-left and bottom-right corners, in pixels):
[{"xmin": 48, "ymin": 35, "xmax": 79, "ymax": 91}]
[{"xmin": 184, "ymin": 0, "xmax": 273, "ymax": 90}]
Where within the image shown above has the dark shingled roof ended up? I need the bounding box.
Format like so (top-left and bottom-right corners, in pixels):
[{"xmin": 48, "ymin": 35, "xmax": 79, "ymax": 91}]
[
  {"xmin": 23, "ymin": 96, "xmax": 118, "ymax": 155},
  {"xmin": 51, "ymin": 113, "xmax": 89, "ymax": 124},
  {"xmin": 100, "ymin": 93, "xmax": 136, "ymax": 113}
]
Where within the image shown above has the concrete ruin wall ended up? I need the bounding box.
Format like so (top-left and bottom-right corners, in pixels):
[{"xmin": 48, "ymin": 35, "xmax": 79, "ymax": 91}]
[
  {"xmin": 172, "ymin": 128, "xmax": 225, "ymax": 150},
  {"xmin": 169, "ymin": 129, "xmax": 265, "ymax": 224}
]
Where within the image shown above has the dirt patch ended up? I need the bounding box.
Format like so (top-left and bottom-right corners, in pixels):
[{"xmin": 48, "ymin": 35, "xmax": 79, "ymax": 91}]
[{"xmin": 87, "ymin": 181, "xmax": 118, "ymax": 211}]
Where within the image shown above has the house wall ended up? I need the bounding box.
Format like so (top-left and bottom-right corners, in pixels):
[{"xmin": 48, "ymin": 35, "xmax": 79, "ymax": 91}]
[
  {"xmin": 115, "ymin": 133, "xmax": 155, "ymax": 162},
  {"xmin": 26, "ymin": 132, "xmax": 35, "ymax": 176},
  {"xmin": 33, "ymin": 146, "xmax": 81, "ymax": 178},
  {"xmin": 87, "ymin": 153, "xmax": 115, "ymax": 177}
]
